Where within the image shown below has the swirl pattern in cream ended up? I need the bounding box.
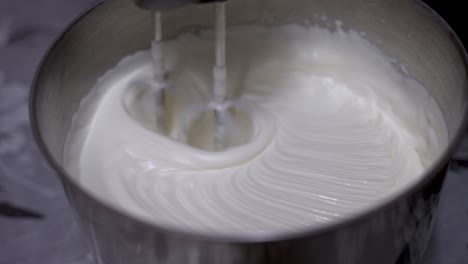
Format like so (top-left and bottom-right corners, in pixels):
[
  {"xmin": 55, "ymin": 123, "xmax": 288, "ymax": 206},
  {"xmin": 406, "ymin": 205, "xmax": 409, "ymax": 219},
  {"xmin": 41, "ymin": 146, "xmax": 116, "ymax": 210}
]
[{"xmin": 64, "ymin": 25, "xmax": 448, "ymax": 236}]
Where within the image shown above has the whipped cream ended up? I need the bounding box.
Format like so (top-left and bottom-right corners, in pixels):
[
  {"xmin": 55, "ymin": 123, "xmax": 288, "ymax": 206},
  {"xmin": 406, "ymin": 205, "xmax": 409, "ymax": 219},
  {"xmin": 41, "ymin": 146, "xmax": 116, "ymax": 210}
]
[{"xmin": 64, "ymin": 24, "xmax": 448, "ymax": 236}]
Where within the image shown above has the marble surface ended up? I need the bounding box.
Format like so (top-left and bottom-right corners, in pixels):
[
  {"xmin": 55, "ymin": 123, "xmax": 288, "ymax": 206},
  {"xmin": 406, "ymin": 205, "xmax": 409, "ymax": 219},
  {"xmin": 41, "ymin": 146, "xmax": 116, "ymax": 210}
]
[{"xmin": 0, "ymin": 0, "xmax": 467, "ymax": 263}]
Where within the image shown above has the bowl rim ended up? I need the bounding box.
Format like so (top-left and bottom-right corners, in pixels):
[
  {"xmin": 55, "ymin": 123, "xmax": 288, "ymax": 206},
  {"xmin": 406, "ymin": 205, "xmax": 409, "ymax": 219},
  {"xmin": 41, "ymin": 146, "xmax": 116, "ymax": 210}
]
[{"xmin": 29, "ymin": 0, "xmax": 468, "ymax": 244}]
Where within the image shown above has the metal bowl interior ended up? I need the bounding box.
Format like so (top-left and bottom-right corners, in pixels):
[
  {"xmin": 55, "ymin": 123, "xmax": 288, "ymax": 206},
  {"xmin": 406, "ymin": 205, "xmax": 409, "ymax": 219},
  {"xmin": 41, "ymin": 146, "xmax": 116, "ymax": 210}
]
[{"xmin": 30, "ymin": 0, "xmax": 468, "ymax": 242}]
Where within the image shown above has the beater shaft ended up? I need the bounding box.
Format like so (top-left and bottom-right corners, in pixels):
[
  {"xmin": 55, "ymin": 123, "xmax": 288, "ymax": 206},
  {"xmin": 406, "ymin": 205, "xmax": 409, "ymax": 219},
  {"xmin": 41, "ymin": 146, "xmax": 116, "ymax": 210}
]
[
  {"xmin": 151, "ymin": 11, "xmax": 168, "ymax": 132},
  {"xmin": 213, "ymin": 2, "xmax": 228, "ymax": 150}
]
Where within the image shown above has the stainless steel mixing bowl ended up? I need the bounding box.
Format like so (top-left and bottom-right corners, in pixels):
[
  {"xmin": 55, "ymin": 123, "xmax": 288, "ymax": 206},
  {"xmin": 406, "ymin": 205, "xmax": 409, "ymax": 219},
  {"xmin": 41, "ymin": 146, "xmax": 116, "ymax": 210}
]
[{"xmin": 30, "ymin": 0, "xmax": 468, "ymax": 263}]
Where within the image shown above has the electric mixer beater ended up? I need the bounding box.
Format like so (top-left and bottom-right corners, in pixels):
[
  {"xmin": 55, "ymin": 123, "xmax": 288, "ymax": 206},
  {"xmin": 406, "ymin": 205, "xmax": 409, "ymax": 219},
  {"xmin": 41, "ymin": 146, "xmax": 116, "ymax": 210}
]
[{"xmin": 131, "ymin": 0, "xmax": 234, "ymax": 150}]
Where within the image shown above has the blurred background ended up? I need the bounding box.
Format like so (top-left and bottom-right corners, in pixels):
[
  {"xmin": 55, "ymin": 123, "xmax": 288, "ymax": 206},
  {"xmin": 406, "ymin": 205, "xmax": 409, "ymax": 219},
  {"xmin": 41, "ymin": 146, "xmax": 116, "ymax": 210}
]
[{"xmin": 0, "ymin": 0, "xmax": 467, "ymax": 263}]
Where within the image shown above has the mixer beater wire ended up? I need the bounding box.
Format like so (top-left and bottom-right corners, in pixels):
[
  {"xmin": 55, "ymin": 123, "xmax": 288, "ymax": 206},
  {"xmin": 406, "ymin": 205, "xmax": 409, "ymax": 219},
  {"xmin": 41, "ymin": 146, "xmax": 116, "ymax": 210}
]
[{"xmin": 150, "ymin": 2, "xmax": 234, "ymax": 150}]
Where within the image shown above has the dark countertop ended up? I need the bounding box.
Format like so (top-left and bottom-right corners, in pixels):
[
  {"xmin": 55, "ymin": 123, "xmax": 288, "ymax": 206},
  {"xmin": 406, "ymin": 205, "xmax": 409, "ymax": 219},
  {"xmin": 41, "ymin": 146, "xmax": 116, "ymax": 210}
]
[{"xmin": 0, "ymin": 1, "xmax": 467, "ymax": 263}]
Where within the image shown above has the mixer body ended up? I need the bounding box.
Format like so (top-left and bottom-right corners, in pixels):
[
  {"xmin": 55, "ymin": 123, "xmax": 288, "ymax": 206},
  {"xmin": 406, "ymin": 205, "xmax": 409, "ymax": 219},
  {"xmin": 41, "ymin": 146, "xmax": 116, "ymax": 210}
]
[{"xmin": 132, "ymin": 0, "xmax": 222, "ymax": 10}]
